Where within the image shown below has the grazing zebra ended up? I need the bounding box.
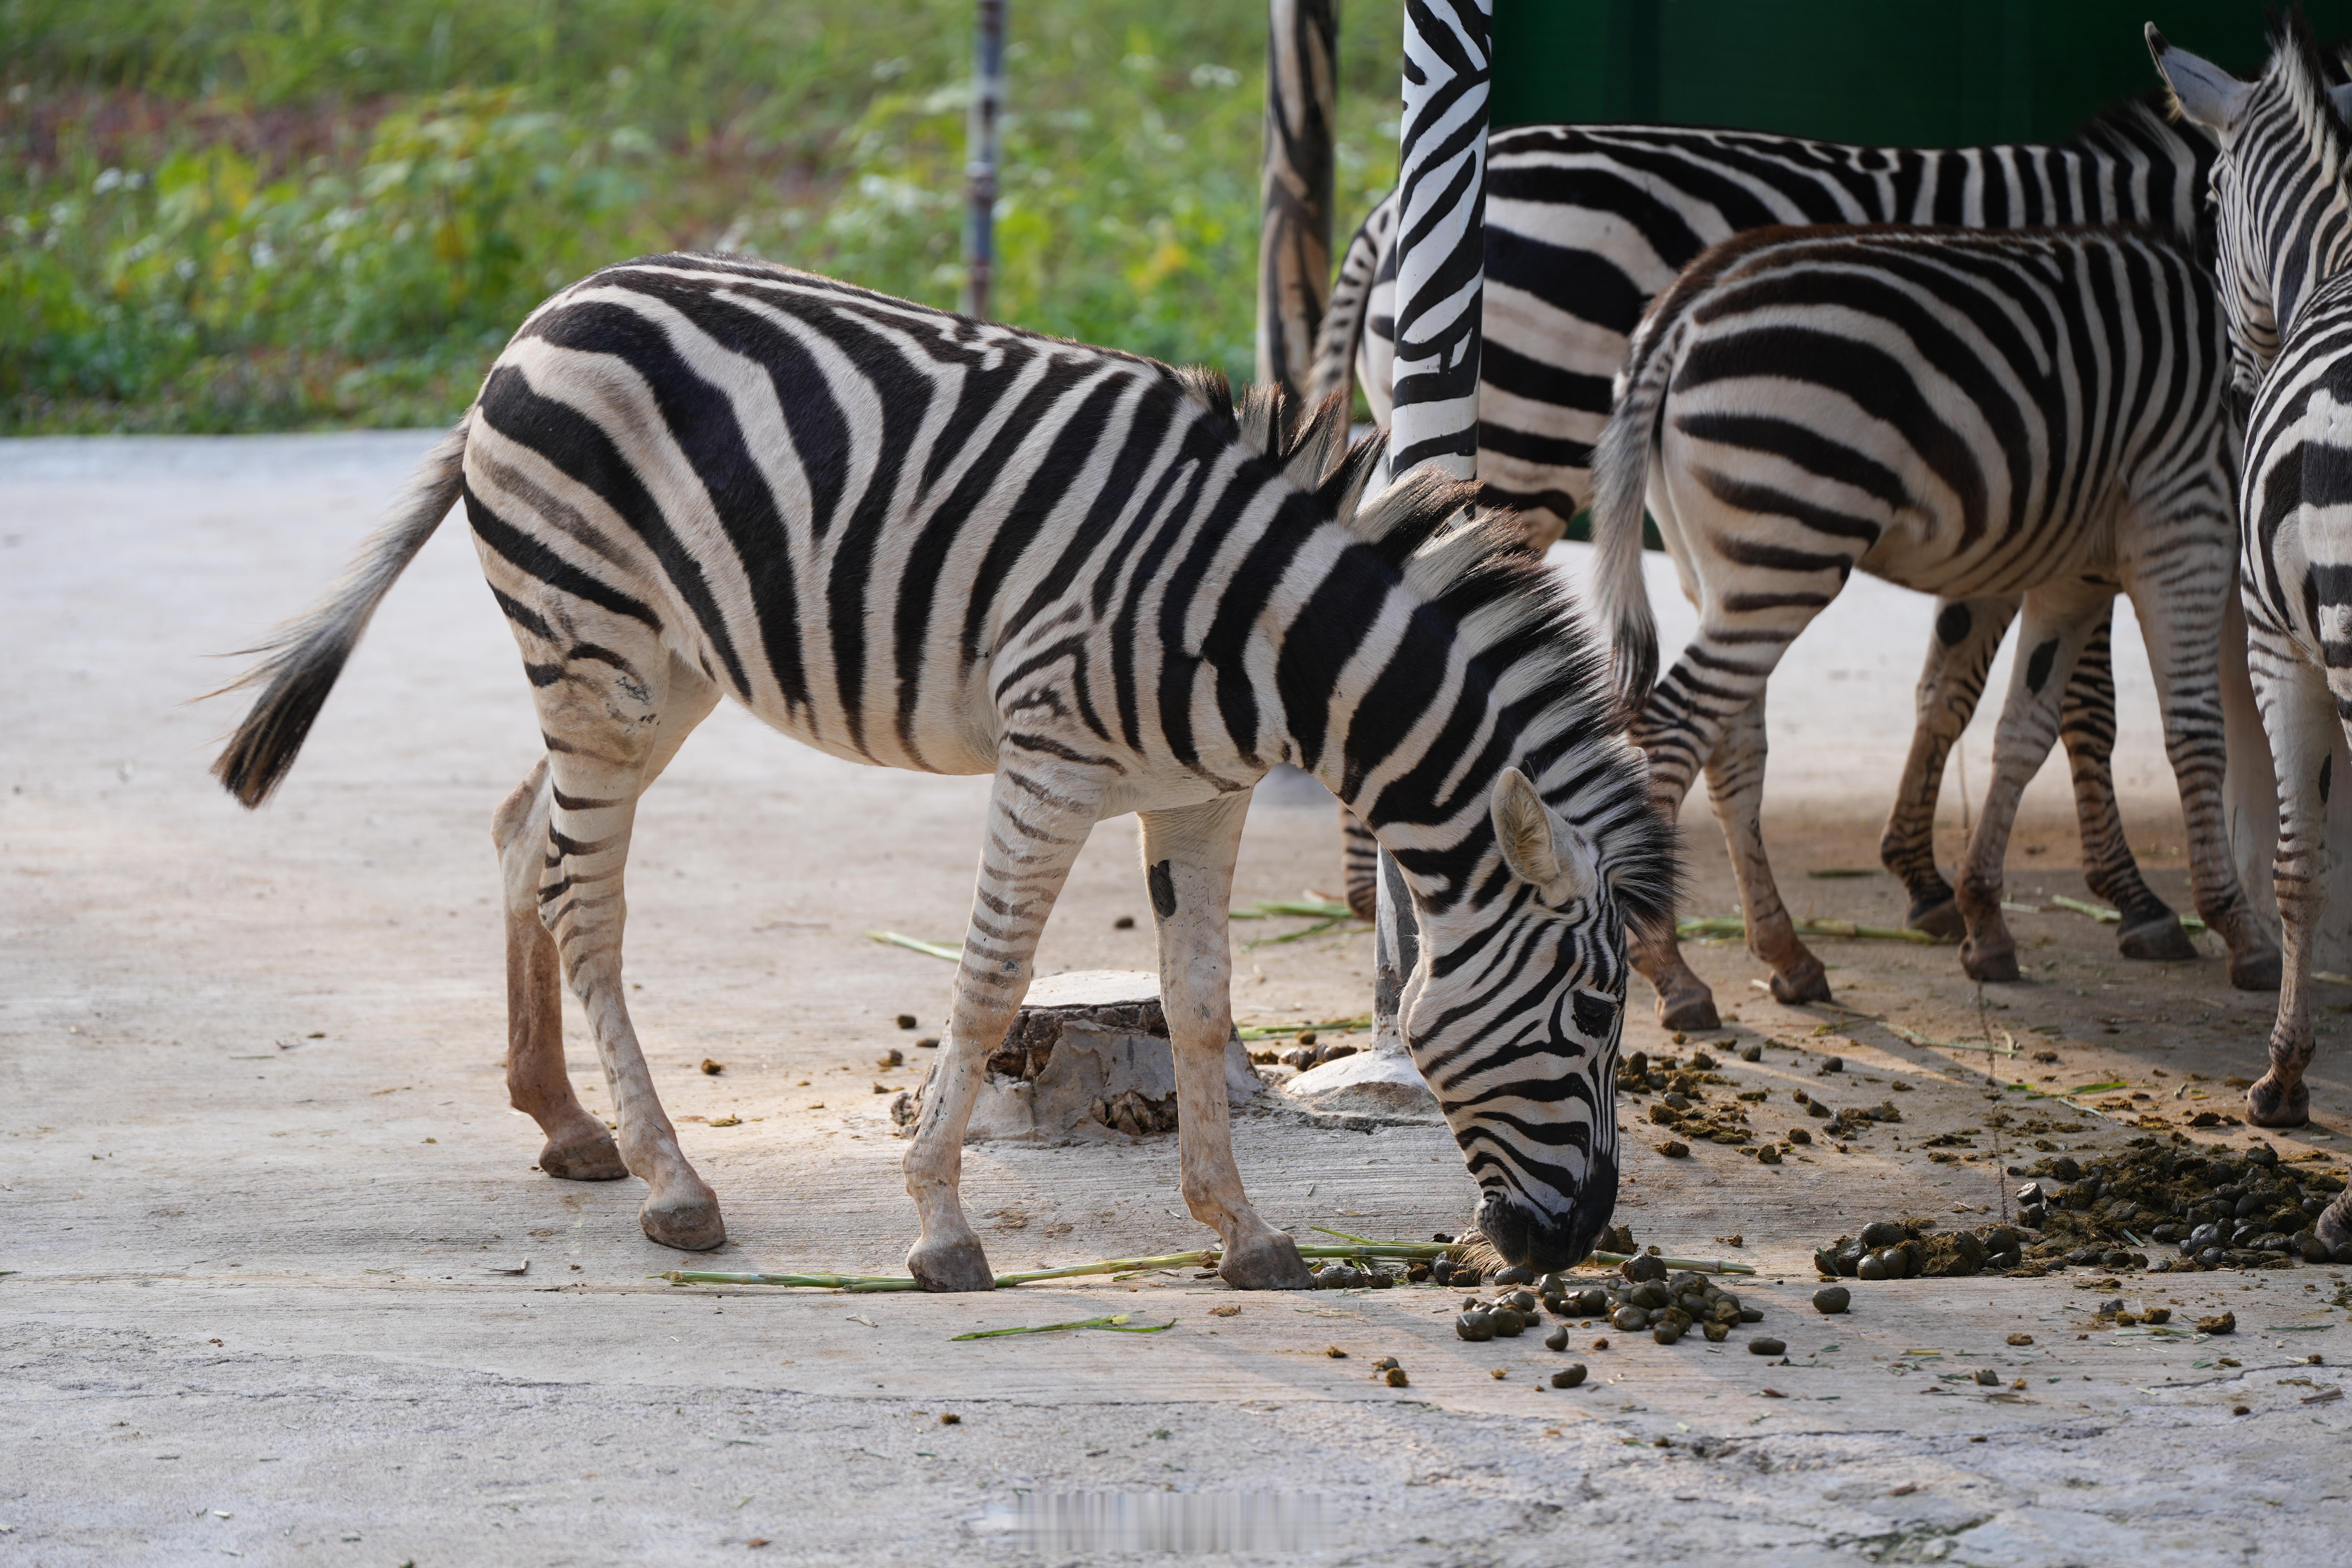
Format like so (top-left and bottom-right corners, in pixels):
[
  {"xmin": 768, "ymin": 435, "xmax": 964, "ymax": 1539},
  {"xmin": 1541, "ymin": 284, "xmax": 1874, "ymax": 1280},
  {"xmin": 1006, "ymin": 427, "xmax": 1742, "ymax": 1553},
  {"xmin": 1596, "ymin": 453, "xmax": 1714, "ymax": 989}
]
[
  {"xmin": 1589, "ymin": 224, "xmax": 2279, "ymax": 1029},
  {"xmin": 2154, "ymin": 23, "xmax": 2352, "ymax": 1183},
  {"xmin": 1313, "ymin": 101, "xmax": 2219, "ymax": 951},
  {"xmin": 210, "ymin": 254, "xmax": 1675, "ymax": 1285}
]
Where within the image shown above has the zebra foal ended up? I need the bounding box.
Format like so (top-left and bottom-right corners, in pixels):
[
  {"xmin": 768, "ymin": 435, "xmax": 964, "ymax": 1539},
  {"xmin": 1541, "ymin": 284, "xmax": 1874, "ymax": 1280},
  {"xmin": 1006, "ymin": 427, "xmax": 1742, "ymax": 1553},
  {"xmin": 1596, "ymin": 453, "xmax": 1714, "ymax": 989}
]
[
  {"xmin": 2155, "ymin": 22, "xmax": 2352, "ymax": 1174},
  {"xmin": 1314, "ymin": 98, "xmax": 2220, "ymax": 949},
  {"xmin": 211, "ymin": 255, "xmax": 1674, "ymax": 1286},
  {"xmin": 1591, "ymin": 224, "xmax": 2278, "ymax": 1028}
]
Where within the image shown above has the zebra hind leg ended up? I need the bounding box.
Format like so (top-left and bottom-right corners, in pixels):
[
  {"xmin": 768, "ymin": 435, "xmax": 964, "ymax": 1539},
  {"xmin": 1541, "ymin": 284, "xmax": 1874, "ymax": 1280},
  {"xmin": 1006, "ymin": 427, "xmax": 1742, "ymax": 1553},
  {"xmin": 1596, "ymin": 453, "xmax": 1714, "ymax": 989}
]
[
  {"xmin": 1880, "ymin": 597, "xmax": 2016, "ymax": 937},
  {"xmin": 495, "ymin": 758, "xmax": 625, "ymax": 1181},
  {"xmin": 1704, "ymin": 693, "xmax": 1828, "ymax": 1004},
  {"xmin": 2247, "ymin": 639, "xmax": 2335, "ymax": 1130},
  {"xmin": 531, "ymin": 648, "xmax": 727, "ymax": 1251},
  {"xmin": 902, "ymin": 757, "xmax": 1106, "ymax": 1291},
  {"xmin": 2061, "ymin": 606, "xmax": 2194, "ymax": 962},
  {"xmin": 1143, "ymin": 795, "xmax": 1314, "ymax": 1290},
  {"xmin": 1954, "ymin": 583, "xmax": 2111, "ymax": 983}
]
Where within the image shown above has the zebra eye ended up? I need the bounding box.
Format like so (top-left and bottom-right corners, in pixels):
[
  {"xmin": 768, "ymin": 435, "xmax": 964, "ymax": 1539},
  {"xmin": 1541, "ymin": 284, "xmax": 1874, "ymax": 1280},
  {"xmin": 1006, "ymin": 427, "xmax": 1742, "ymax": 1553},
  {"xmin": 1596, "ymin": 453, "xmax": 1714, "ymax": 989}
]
[{"xmin": 1568, "ymin": 989, "xmax": 1618, "ymax": 1039}]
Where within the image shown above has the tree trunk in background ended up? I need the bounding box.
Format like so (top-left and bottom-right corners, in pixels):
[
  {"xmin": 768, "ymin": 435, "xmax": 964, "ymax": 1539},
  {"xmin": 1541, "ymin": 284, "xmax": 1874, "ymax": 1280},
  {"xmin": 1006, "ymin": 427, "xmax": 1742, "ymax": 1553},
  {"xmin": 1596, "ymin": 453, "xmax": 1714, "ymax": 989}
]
[
  {"xmin": 1257, "ymin": 0, "xmax": 1340, "ymax": 396},
  {"xmin": 962, "ymin": 0, "xmax": 1006, "ymax": 320},
  {"xmin": 1374, "ymin": 0, "xmax": 1490, "ymax": 1055}
]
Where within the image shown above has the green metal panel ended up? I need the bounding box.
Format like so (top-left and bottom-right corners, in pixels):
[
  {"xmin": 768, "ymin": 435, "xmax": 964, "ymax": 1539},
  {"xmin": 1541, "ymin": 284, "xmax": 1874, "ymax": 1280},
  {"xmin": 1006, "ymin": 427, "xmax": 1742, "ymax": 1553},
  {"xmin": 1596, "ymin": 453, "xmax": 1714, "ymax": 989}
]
[{"xmin": 1490, "ymin": 1, "xmax": 2352, "ymax": 142}]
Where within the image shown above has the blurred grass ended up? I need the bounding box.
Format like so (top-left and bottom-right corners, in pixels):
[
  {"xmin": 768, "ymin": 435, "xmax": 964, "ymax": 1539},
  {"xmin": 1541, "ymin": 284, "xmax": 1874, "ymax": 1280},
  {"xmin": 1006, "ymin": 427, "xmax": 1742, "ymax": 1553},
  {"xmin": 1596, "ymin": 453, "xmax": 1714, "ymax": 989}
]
[{"xmin": 2, "ymin": 0, "xmax": 1401, "ymax": 433}]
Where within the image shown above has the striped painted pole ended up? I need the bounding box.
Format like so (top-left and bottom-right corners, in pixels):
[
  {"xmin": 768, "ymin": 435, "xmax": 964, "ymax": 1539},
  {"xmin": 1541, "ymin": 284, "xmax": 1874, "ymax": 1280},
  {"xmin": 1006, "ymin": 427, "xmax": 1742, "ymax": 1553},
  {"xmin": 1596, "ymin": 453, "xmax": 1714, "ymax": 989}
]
[
  {"xmin": 961, "ymin": 0, "xmax": 1006, "ymax": 320},
  {"xmin": 1385, "ymin": 0, "xmax": 1491, "ymax": 481},
  {"xmin": 1371, "ymin": 0, "xmax": 1490, "ymax": 1057},
  {"xmin": 1257, "ymin": 0, "xmax": 1340, "ymax": 396}
]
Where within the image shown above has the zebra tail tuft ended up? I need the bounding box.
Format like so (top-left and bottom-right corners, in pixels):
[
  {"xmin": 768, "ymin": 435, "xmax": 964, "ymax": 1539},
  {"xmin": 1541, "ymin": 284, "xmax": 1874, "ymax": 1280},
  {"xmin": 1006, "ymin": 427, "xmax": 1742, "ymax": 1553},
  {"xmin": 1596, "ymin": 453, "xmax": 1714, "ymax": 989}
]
[
  {"xmin": 208, "ymin": 415, "xmax": 471, "ymax": 808},
  {"xmin": 1589, "ymin": 317, "xmax": 1680, "ymax": 721}
]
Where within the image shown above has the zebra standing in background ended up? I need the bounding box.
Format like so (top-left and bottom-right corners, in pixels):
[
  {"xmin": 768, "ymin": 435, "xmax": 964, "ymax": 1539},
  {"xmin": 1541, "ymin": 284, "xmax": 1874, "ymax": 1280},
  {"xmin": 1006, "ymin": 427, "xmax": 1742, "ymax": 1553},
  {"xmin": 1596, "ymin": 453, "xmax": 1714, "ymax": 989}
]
[
  {"xmin": 1589, "ymin": 224, "xmax": 2279, "ymax": 1029},
  {"xmin": 210, "ymin": 255, "xmax": 1676, "ymax": 1286},
  {"xmin": 1255, "ymin": 0, "xmax": 1340, "ymax": 395},
  {"xmin": 1315, "ymin": 98, "xmax": 2217, "ymax": 951},
  {"xmin": 2155, "ymin": 23, "xmax": 2352, "ymax": 1182}
]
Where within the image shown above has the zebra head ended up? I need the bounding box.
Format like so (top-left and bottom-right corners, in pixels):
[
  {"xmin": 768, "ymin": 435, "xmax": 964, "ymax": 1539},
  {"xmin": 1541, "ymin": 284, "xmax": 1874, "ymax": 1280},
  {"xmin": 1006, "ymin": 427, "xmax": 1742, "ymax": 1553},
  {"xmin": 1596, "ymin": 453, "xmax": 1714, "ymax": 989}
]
[
  {"xmin": 2150, "ymin": 19, "xmax": 2352, "ymax": 391},
  {"xmin": 1394, "ymin": 758, "xmax": 1675, "ymax": 1274}
]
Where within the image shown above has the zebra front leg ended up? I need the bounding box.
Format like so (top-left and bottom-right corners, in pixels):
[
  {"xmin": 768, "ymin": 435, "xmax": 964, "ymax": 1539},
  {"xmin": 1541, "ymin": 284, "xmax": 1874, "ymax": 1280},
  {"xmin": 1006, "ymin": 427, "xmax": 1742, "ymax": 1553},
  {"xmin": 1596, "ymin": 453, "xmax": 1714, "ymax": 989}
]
[
  {"xmin": 903, "ymin": 760, "xmax": 1104, "ymax": 1291},
  {"xmin": 494, "ymin": 759, "xmax": 624, "ymax": 1181},
  {"xmin": 1704, "ymin": 693, "xmax": 1828, "ymax": 1004},
  {"xmin": 1338, "ymin": 800, "xmax": 1380, "ymax": 920},
  {"xmin": 2061, "ymin": 608, "xmax": 2194, "ymax": 961},
  {"xmin": 1143, "ymin": 795, "xmax": 1314, "ymax": 1290},
  {"xmin": 2129, "ymin": 550, "xmax": 2281, "ymax": 992},
  {"xmin": 1955, "ymin": 584, "xmax": 2109, "ymax": 983},
  {"xmin": 2247, "ymin": 640, "xmax": 2335, "ymax": 1129},
  {"xmin": 1880, "ymin": 597, "xmax": 2016, "ymax": 937}
]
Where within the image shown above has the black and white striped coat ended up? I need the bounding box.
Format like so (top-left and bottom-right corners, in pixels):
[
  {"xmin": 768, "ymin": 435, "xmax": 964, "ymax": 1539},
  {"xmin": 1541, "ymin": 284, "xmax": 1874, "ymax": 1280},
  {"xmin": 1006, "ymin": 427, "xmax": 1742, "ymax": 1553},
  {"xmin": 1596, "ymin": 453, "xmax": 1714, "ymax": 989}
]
[
  {"xmin": 212, "ymin": 254, "xmax": 1676, "ymax": 1284},
  {"xmin": 1589, "ymin": 224, "xmax": 2276, "ymax": 1028},
  {"xmin": 1314, "ymin": 99, "xmax": 2217, "ymax": 948},
  {"xmin": 2156, "ymin": 24, "xmax": 2352, "ymax": 1237}
]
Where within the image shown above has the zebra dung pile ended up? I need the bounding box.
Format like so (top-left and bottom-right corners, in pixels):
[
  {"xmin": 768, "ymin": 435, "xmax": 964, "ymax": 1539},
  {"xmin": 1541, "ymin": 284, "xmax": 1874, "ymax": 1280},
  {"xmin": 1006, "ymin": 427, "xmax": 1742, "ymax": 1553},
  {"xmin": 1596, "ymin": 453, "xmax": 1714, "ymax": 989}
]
[
  {"xmin": 2016, "ymin": 1139, "xmax": 2352, "ymax": 1272},
  {"xmin": 1814, "ymin": 1138, "xmax": 2352, "ymax": 1282},
  {"xmin": 1815, "ymin": 1219, "xmax": 2029, "ymax": 1282},
  {"xmin": 1453, "ymin": 1255, "xmax": 1765, "ymax": 1347}
]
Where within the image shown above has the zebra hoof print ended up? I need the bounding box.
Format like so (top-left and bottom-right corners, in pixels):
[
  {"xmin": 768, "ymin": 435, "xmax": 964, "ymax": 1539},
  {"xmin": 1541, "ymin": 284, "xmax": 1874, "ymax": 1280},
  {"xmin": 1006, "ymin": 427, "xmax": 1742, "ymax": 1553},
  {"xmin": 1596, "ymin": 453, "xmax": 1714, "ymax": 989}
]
[{"xmin": 208, "ymin": 256, "xmax": 1674, "ymax": 1279}]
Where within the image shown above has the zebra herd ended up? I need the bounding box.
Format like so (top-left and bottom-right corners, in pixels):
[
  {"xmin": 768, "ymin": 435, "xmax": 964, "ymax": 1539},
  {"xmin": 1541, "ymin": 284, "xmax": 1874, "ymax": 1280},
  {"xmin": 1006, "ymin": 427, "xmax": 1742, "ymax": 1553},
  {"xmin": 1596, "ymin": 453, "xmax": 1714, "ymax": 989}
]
[{"xmin": 213, "ymin": 20, "xmax": 2352, "ymax": 1281}]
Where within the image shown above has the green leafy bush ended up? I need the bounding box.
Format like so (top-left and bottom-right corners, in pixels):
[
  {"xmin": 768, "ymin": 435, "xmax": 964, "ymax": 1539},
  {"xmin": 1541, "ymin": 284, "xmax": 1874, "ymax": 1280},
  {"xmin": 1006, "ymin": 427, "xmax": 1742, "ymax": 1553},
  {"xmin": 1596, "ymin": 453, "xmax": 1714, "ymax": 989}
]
[{"xmin": 2, "ymin": 0, "xmax": 1401, "ymax": 432}]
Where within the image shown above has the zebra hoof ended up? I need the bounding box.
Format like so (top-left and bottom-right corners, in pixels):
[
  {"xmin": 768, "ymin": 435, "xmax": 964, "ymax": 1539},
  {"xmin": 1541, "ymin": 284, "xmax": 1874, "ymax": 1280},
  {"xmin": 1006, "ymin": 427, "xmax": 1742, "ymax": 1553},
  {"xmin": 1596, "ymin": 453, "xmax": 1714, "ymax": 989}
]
[
  {"xmin": 640, "ymin": 1186, "xmax": 727, "ymax": 1252},
  {"xmin": 1960, "ymin": 939, "xmax": 2020, "ymax": 983},
  {"xmin": 1904, "ymin": 898, "xmax": 1966, "ymax": 940},
  {"xmin": 908, "ymin": 1233, "xmax": 998, "ymax": 1291},
  {"xmin": 2116, "ymin": 913, "xmax": 2196, "ymax": 963},
  {"xmin": 1219, "ymin": 1232, "xmax": 1315, "ymax": 1290},
  {"xmin": 2230, "ymin": 946, "xmax": 2284, "ymax": 992},
  {"xmin": 2318, "ymin": 1196, "xmax": 2352, "ymax": 1254},
  {"xmin": 1653, "ymin": 982, "xmax": 1720, "ymax": 1032},
  {"xmin": 2246, "ymin": 1072, "xmax": 2310, "ymax": 1128},
  {"xmin": 539, "ymin": 1126, "xmax": 628, "ymax": 1181},
  {"xmin": 1769, "ymin": 960, "xmax": 1832, "ymax": 1007}
]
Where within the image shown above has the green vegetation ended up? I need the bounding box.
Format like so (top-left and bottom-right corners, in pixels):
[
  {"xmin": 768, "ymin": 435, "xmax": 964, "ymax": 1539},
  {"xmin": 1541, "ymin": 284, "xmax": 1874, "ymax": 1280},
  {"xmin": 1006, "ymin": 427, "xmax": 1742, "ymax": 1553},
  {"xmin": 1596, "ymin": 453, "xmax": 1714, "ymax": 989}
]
[{"xmin": 3, "ymin": 0, "xmax": 1402, "ymax": 433}]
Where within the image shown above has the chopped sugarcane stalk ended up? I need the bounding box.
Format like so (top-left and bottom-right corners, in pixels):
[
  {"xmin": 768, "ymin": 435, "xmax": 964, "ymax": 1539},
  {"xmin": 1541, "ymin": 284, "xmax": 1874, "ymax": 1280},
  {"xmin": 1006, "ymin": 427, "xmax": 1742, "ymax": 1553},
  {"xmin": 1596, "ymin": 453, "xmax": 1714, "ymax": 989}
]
[
  {"xmin": 1678, "ymin": 915, "xmax": 1940, "ymax": 945},
  {"xmin": 1235, "ymin": 1016, "xmax": 1372, "ymax": 1040}
]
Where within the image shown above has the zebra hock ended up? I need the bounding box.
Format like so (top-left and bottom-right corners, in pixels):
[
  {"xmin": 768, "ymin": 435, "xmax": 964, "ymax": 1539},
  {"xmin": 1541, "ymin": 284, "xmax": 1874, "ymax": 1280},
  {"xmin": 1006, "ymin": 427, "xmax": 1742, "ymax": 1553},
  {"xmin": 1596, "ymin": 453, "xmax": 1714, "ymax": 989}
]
[
  {"xmin": 1590, "ymin": 223, "xmax": 2279, "ymax": 1032},
  {"xmin": 209, "ymin": 254, "xmax": 1676, "ymax": 1284},
  {"xmin": 2156, "ymin": 22, "xmax": 2352, "ymax": 1182},
  {"xmin": 1313, "ymin": 93, "xmax": 2217, "ymax": 942}
]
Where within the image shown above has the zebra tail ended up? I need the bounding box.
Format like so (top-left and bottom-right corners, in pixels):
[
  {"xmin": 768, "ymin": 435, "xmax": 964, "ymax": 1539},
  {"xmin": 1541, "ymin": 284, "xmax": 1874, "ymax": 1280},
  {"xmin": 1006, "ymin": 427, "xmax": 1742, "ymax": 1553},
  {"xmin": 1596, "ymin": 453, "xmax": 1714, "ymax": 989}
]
[
  {"xmin": 1307, "ymin": 199, "xmax": 1385, "ymax": 405},
  {"xmin": 209, "ymin": 414, "xmax": 472, "ymax": 807},
  {"xmin": 1589, "ymin": 319, "xmax": 1680, "ymax": 720}
]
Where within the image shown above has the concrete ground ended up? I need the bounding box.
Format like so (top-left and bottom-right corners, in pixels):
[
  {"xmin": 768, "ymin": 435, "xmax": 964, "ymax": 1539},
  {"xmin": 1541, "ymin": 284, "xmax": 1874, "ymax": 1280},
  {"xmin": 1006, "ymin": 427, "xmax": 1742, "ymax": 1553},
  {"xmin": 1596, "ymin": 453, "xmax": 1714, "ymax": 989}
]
[{"xmin": 4, "ymin": 432, "xmax": 2350, "ymax": 1567}]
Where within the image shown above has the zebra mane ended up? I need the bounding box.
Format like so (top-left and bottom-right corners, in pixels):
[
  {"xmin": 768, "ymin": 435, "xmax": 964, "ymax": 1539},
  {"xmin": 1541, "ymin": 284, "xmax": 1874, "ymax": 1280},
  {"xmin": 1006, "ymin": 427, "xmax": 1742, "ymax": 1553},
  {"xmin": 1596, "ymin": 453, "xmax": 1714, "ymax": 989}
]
[
  {"xmin": 2262, "ymin": 13, "xmax": 2352, "ymax": 197},
  {"xmin": 1181, "ymin": 371, "xmax": 1675, "ymax": 928},
  {"xmin": 2066, "ymin": 86, "xmax": 2215, "ymax": 158}
]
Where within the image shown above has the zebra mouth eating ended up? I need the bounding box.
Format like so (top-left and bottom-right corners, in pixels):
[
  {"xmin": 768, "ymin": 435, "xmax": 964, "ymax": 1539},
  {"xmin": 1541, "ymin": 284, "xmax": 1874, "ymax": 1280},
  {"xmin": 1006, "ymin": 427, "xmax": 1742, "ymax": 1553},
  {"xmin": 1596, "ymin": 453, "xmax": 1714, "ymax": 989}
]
[{"xmin": 1475, "ymin": 1155, "xmax": 1621, "ymax": 1274}]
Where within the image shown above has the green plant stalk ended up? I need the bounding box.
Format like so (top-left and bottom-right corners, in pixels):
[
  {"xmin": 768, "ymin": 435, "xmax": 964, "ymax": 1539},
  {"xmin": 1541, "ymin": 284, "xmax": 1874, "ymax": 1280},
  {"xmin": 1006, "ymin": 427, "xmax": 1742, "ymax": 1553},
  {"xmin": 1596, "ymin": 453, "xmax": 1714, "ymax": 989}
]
[
  {"xmin": 866, "ymin": 930, "xmax": 962, "ymax": 962},
  {"xmin": 2050, "ymin": 894, "xmax": 2206, "ymax": 934},
  {"xmin": 952, "ymin": 1313, "xmax": 1177, "ymax": 1339},
  {"xmin": 1678, "ymin": 915, "xmax": 1939, "ymax": 945},
  {"xmin": 1234, "ymin": 1016, "xmax": 1373, "ymax": 1040}
]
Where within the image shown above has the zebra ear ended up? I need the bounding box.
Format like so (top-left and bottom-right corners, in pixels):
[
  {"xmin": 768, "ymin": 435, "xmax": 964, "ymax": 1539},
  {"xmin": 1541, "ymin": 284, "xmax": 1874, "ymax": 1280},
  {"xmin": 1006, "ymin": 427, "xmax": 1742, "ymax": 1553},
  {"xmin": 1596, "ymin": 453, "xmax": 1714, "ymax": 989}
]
[
  {"xmin": 1491, "ymin": 768, "xmax": 1598, "ymax": 904},
  {"xmin": 2332, "ymin": 82, "xmax": 2352, "ymax": 124},
  {"xmin": 2147, "ymin": 26, "xmax": 2250, "ymax": 132}
]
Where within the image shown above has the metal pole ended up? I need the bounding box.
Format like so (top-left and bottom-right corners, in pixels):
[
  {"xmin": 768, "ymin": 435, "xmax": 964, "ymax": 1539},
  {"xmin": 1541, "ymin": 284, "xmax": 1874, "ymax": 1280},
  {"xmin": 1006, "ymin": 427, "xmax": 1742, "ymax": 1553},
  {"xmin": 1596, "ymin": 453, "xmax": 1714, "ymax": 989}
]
[
  {"xmin": 1373, "ymin": 0, "xmax": 1490, "ymax": 1053},
  {"xmin": 962, "ymin": 0, "xmax": 1006, "ymax": 320},
  {"xmin": 1257, "ymin": 0, "xmax": 1340, "ymax": 395}
]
